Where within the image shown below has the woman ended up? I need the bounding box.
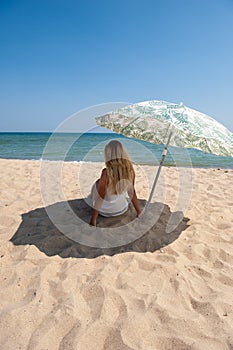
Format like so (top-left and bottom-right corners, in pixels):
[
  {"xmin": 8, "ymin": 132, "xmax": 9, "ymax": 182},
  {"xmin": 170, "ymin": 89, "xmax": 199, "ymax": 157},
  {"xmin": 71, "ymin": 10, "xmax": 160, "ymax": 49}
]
[{"xmin": 90, "ymin": 140, "xmax": 142, "ymax": 226}]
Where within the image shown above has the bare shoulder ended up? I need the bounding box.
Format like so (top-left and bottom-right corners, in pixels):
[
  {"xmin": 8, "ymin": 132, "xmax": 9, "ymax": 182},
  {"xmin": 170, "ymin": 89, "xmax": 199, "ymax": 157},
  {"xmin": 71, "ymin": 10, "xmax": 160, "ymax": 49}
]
[
  {"xmin": 100, "ymin": 168, "xmax": 107, "ymax": 183},
  {"xmin": 101, "ymin": 168, "xmax": 107, "ymax": 177},
  {"xmin": 131, "ymin": 168, "xmax": 135, "ymax": 183}
]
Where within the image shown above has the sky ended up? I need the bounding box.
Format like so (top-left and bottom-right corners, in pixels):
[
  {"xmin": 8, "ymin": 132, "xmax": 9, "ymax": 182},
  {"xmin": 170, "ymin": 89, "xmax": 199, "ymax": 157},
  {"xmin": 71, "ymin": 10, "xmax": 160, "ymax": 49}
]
[{"xmin": 0, "ymin": 0, "xmax": 233, "ymax": 132}]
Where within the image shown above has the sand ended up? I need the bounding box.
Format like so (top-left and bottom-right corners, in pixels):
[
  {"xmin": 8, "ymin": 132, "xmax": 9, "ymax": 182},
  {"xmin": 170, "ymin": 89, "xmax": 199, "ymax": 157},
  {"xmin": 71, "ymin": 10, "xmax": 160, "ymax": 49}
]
[{"xmin": 0, "ymin": 158, "xmax": 233, "ymax": 350}]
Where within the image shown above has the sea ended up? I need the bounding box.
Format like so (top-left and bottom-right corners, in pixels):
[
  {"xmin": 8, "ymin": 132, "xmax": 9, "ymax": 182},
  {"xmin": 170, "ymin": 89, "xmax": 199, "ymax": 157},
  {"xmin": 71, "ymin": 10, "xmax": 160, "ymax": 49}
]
[{"xmin": 0, "ymin": 132, "xmax": 232, "ymax": 168}]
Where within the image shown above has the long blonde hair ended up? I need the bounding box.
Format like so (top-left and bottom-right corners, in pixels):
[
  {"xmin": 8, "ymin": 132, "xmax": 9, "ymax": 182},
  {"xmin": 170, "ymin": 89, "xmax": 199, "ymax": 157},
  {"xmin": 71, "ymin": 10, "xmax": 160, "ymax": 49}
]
[{"xmin": 104, "ymin": 140, "xmax": 134, "ymax": 194}]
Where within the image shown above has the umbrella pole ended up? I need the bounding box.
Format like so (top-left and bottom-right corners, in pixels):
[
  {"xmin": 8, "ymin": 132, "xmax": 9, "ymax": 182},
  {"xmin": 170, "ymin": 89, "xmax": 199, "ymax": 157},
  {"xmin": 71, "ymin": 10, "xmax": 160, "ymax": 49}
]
[{"xmin": 142, "ymin": 129, "xmax": 174, "ymax": 217}]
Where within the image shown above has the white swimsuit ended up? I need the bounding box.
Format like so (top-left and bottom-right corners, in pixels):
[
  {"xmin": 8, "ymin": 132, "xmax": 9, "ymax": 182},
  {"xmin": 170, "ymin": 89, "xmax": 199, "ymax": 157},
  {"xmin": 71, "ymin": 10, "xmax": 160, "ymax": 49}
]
[
  {"xmin": 99, "ymin": 191, "xmax": 129, "ymax": 217},
  {"xmin": 91, "ymin": 184, "xmax": 129, "ymax": 217}
]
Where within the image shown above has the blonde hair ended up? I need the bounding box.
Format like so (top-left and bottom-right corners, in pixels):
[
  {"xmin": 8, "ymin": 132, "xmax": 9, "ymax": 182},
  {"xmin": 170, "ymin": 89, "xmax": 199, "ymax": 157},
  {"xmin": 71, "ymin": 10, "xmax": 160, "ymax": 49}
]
[{"xmin": 104, "ymin": 140, "xmax": 134, "ymax": 194}]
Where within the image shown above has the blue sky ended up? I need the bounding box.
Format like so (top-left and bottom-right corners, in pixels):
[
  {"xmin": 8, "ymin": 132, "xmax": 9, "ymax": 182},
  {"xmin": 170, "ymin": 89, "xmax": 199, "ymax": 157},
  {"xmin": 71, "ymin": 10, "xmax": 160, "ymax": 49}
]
[{"xmin": 1, "ymin": 0, "xmax": 233, "ymax": 132}]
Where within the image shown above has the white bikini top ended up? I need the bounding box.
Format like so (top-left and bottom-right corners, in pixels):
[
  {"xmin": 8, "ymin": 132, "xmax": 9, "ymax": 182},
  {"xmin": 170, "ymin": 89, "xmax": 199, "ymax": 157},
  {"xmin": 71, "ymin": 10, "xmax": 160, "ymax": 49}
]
[{"xmin": 99, "ymin": 190, "xmax": 129, "ymax": 217}]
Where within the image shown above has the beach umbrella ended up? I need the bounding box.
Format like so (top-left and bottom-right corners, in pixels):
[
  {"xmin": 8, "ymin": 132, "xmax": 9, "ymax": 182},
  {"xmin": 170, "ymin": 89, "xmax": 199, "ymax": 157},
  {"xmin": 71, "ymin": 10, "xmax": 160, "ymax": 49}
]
[{"xmin": 95, "ymin": 100, "xmax": 233, "ymax": 214}]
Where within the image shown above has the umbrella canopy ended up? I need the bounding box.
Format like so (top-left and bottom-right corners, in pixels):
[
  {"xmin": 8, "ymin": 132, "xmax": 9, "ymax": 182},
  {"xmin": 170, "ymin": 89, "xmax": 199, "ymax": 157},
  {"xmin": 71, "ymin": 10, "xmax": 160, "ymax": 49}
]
[{"xmin": 96, "ymin": 100, "xmax": 233, "ymax": 157}]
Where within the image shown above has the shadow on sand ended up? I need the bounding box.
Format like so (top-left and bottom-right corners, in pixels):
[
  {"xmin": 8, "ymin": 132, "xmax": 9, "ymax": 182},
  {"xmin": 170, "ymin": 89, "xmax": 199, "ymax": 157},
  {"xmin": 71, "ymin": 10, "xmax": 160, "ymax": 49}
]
[{"xmin": 10, "ymin": 199, "xmax": 190, "ymax": 258}]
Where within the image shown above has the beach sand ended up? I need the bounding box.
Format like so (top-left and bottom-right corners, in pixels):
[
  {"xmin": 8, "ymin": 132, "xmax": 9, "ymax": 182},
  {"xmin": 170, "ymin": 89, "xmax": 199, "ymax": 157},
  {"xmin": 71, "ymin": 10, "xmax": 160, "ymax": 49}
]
[{"xmin": 0, "ymin": 159, "xmax": 233, "ymax": 350}]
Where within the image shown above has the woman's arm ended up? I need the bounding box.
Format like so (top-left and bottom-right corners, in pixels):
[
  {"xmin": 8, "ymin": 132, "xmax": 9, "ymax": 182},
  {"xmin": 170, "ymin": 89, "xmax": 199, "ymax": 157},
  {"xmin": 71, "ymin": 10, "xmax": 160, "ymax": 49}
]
[
  {"xmin": 90, "ymin": 169, "xmax": 107, "ymax": 226},
  {"xmin": 127, "ymin": 172, "xmax": 142, "ymax": 217}
]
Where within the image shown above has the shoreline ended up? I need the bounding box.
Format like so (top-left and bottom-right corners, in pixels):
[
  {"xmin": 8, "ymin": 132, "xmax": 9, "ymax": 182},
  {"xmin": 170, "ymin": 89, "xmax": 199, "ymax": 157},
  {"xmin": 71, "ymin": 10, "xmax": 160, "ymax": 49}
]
[{"xmin": 0, "ymin": 157, "xmax": 233, "ymax": 170}]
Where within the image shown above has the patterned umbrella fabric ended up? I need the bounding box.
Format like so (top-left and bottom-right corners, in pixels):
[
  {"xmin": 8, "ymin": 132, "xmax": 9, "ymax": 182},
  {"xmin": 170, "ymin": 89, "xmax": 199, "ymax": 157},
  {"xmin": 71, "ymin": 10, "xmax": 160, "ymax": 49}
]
[{"xmin": 96, "ymin": 100, "xmax": 233, "ymax": 157}]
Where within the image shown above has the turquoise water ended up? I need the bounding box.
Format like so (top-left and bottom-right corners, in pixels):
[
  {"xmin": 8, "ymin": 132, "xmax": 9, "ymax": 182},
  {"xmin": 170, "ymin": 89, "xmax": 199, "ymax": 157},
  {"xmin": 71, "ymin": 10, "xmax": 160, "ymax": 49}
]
[{"xmin": 0, "ymin": 132, "xmax": 232, "ymax": 168}]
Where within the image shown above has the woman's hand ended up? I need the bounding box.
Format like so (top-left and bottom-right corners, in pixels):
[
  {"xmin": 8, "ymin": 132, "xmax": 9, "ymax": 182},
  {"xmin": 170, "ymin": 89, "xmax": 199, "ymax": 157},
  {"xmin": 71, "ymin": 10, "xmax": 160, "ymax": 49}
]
[
  {"xmin": 89, "ymin": 218, "xmax": 97, "ymax": 226},
  {"xmin": 136, "ymin": 209, "xmax": 143, "ymax": 219}
]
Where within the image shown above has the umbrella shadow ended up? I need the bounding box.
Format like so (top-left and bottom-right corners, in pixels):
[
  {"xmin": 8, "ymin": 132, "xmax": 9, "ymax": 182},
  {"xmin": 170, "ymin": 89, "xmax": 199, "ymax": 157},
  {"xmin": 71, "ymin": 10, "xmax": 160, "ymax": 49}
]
[{"xmin": 10, "ymin": 198, "xmax": 190, "ymax": 258}]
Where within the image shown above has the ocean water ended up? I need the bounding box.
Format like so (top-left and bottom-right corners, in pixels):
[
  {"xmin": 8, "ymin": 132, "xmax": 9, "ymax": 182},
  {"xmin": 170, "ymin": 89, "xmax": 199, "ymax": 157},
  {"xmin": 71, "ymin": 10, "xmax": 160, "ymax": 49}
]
[{"xmin": 0, "ymin": 132, "xmax": 232, "ymax": 168}]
